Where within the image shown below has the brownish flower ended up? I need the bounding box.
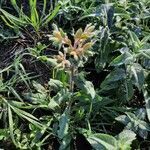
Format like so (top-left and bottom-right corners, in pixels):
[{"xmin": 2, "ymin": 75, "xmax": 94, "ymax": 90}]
[
  {"xmin": 54, "ymin": 51, "xmax": 71, "ymax": 68},
  {"xmin": 70, "ymin": 42, "xmax": 94, "ymax": 60},
  {"xmin": 49, "ymin": 23, "xmax": 96, "ymax": 66},
  {"xmin": 49, "ymin": 26, "xmax": 72, "ymax": 46}
]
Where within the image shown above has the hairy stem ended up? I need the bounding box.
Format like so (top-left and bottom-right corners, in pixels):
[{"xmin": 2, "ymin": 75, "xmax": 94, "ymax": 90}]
[{"xmin": 69, "ymin": 65, "xmax": 75, "ymax": 93}]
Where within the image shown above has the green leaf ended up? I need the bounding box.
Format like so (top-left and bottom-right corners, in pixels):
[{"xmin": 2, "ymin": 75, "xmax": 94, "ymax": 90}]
[
  {"xmin": 59, "ymin": 134, "xmax": 72, "ymax": 150},
  {"xmin": 32, "ymin": 81, "xmax": 47, "ymax": 93},
  {"xmin": 129, "ymin": 31, "xmax": 141, "ymax": 52},
  {"xmin": 7, "ymin": 104, "xmax": 44, "ymax": 129},
  {"xmin": 0, "ymin": 129, "xmax": 9, "ymax": 140},
  {"xmin": 42, "ymin": 4, "xmax": 60, "ymax": 26},
  {"xmin": 57, "ymin": 111, "xmax": 69, "ymax": 139},
  {"xmin": 48, "ymin": 99, "xmax": 59, "ymax": 110},
  {"xmin": 116, "ymin": 111, "xmax": 150, "ymax": 139},
  {"xmin": 117, "ymin": 130, "xmax": 136, "ymax": 150},
  {"xmin": 0, "ymin": 8, "xmax": 26, "ymax": 25},
  {"xmin": 110, "ymin": 52, "xmax": 133, "ymax": 66},
  {"xmin": 9, "ymin": 87, "xmax": 23, "ymax": 102},
  {"xmin": 51, "ymin": 89, "xmax": 71, "ymax": 104},
  {"xmin": 94, "ymin": 28, "xmax": 110, "ymax": 71},
  {"xmin": 48, "ymin": 79, "xmax": 63, "ymax": 91},
  {"xmin": 115, "ymin": 115, "xmax": 130, "ymax": 125},
  {"xmin": 87, "ymin": 133, "xmax": 117, "ymax": 150},
  {"xmin": 130, "ymin": 63, "xmax": 145, "ymax": 90},
  {"xmin": 115, "ymin": 7, "xmax": 131, "ymax": 19},
  {"xmin": 100, "ymin": 68, "xmax": 126, "ymax": 90},
  {"xmin": 11, "ymin": 0, "xmax": 20, "ymax": 12},
  {"xmin": 23, "ymin": 92, "xmax": 47, "ymax": 104},
  {"xmin": 84, "ymin": 81, "xmax": 96, "ymax": 99},
  {"xmin": 29, "ymin": 0, "xmax": 39, "ymax": 31},
  {"xmin": 38, "ymin": 56, "xmax": 58, "ymax": 67},
  {"xmin": 74, "ymin": 74, "xmax": 96, "ymax": 99},
  {"xmin": 8, "ymin": 106, "xmax": 17, "ymax": 147},
  {"xmin": 85, "ymin": 129, "xmax": 136, "ymax": 150},
  {"xmin": 143, "ymin": 88, "xmax": 150, "ymax": 122},
  {"xmin": 141, "ymin": 35, "xmax": 150, "ymax": 44}
]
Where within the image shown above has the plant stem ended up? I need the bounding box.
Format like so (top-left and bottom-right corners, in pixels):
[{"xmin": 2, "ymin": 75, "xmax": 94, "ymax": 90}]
[
  {"xmin": 70, "ymin": 65, "xmax": 75, "ymax": 93},
  {"xmin": 67, "ymin": 65, "xmax": 76, "ymax": 112}
]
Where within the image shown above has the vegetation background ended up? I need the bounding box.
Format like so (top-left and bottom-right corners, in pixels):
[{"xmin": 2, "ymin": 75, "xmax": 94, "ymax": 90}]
[{"xmin": 0, "ymin": 0, "xmax": 150, "ymax": 149}]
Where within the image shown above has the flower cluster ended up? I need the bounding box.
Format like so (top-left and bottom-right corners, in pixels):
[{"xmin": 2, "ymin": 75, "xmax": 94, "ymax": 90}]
[{"xmin": 49, "ymin": 24, "xmax": 97, "ymax": 69}]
